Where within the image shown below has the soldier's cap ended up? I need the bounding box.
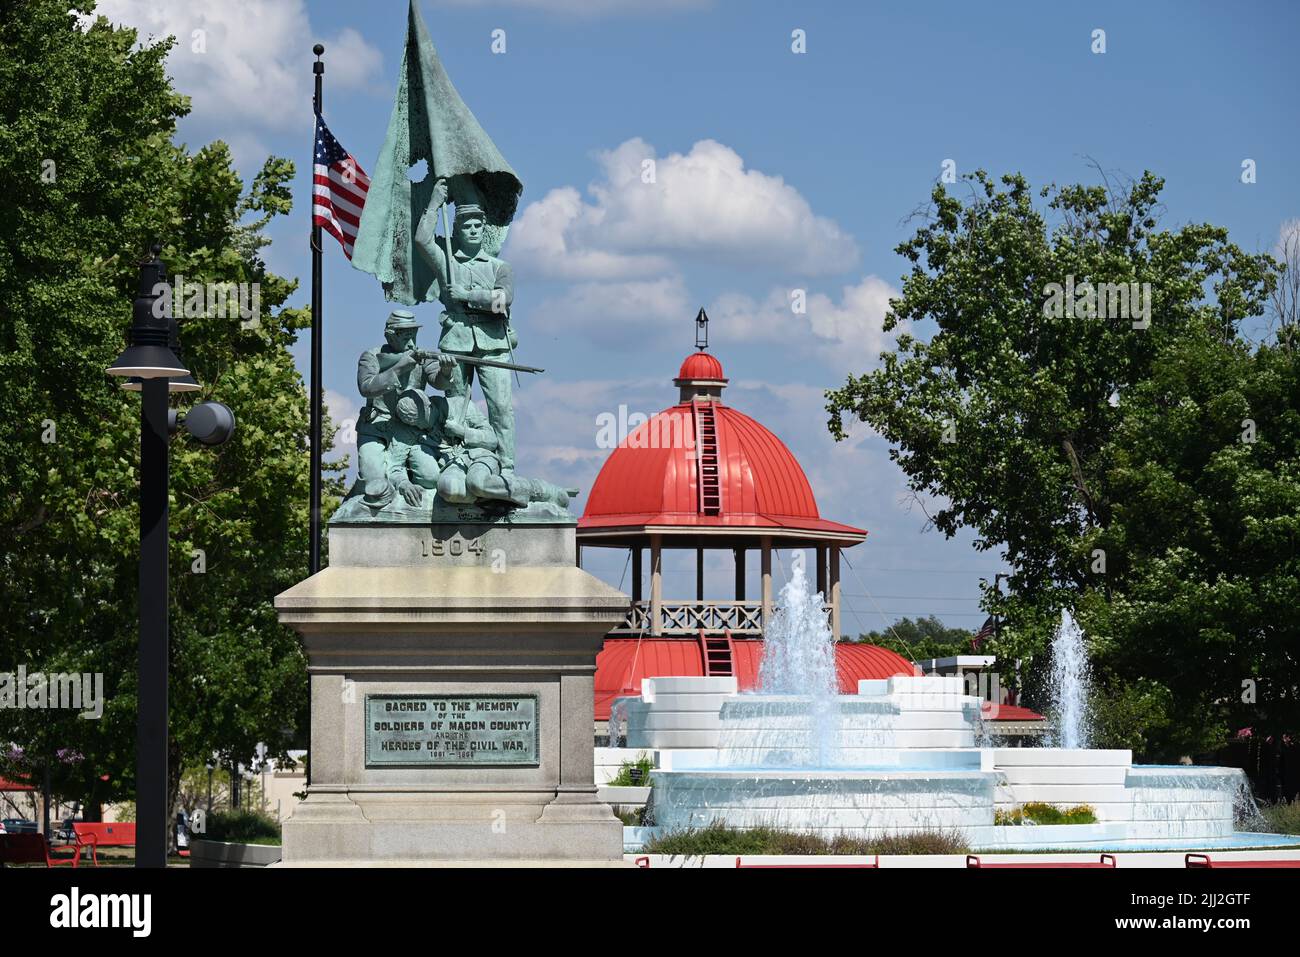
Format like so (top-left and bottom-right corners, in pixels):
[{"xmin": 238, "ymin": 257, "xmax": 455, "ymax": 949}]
[
  {"xmin": 385, "ymin": 308, "xmax": 420, "ymax": 331},
  {"xmin": 395, "ymin": 388, "xmax": 432, "ymax": 429},
  {"xmin": 454, "ymin": 203, "xmax": 486, "ymax": 221}
]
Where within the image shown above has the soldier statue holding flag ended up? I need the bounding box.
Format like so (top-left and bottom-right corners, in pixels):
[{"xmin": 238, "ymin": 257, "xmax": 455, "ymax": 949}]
[
  {"xmin": 338, "ymin": 0, "xmax": 579, "ymax": 519},
  {"xmin": 352, "ymin": 0, "xmax": 526, "ymax": 481}
]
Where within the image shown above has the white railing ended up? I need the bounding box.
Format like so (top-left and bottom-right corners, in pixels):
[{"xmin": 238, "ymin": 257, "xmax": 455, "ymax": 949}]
[{"xmin": 609, "ymin": 601, "xmax": 833, "ymax": 636}]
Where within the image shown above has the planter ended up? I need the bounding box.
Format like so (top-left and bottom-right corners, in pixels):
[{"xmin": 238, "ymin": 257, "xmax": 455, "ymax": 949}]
[
  {"xmin": 598, "ymin": 785, "xmax": 652, "ymax": 806},
  {"xmin": 189, "ymin": 838, "xmax": 282, "ymax": 868}
]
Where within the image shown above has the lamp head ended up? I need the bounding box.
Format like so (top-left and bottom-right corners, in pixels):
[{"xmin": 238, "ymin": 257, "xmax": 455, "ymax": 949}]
[{"xmin": 108, "ymin": 247, "xmax": 188, "ymax": 379}]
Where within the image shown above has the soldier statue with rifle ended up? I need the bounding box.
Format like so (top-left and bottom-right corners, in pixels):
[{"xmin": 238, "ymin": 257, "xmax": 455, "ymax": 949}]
[
  {"xmin": 350, "ymin": 307, "xmax": 559, "ymax": 515},
  {"xmin": 354, "ymin": 308, "xmax": 454, "ymax": 509}
]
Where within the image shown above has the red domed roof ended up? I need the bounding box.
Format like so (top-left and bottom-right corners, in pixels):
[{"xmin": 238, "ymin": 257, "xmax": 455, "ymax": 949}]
[
  {"xmin": 676, "ymin": 351, "xmax": 726, "ymax": 382},
  {"xmin": 579, "ymin": 352, "xmax": 865, "ymax": 543}
]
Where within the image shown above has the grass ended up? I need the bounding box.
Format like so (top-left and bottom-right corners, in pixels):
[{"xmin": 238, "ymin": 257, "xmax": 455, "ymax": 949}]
[
  {"xmin": 642, "ymin": 821, "xmax": 969, "ymax": 857},
  {"xmin": 994, "ymin": 803, "xmax": 1098, "ymax": 826},
  {"xmin": 1261, "ymin": 798, "xmax": 1300, "ymax": 835}
]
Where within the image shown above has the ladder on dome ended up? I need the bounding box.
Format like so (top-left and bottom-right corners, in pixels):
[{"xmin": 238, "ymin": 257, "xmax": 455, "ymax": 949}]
[
  {"xmin": 693, "ymin": 401, "xmax": 721, "ymax": 516},
  {"xmin": 699, "ymin": 629, "xmax": 735, "ymax": 677}
]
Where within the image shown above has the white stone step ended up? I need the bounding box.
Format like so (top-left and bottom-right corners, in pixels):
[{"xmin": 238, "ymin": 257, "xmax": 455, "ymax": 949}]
[
  {"xmin": 633, "ymin": 711, "xmax": 723, "ymax": 731},
  {"xmin": 992, "ymin": 748, "xmax": 1133, "ymax": 767},
  {"xmin": 593, "ymin": 747, "xmax": 652, "ymax": 766},
  {"xmin": 637, "ymin": 692, "xmax": 735, "ymax": 712},
  {"xmin": 626, "ymin": 729, "xmax": 720, "ymax": 748},
  {"xmin": 598, "ymin": 785, "xmax": 651, "ymax": 805},
  {"xmin": 642, "ymin": 676, "xmax": 737, "ymax": 698},
  {"xmin": 997, "ymin": 765, "xmax": 1130, "ymax": 785}
]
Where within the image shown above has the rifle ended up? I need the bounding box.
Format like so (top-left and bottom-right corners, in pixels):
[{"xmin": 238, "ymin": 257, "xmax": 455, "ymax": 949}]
[{"xmin": 376, "ymin": 349, "xmax": 543, "ymax": 375}]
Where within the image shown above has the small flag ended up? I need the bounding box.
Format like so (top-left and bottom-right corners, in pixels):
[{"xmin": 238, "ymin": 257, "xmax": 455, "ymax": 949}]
[
  {"xmin": 313, "ymin": 114, "xmax": 370, "ymax": 259},
  {"xmin": 970, "ymin": 615, "xmax": 996, "ymax": 651},
  {"xmin": 352, "ymin": 0, "xmax": 522, "ymax": 304}
]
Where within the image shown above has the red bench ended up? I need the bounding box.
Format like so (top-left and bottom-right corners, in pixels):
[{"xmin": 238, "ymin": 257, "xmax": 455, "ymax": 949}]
[
  {"xmin": 1185, "ymin": 853, "xmax": 1300, "ymax": 869},
  {"xmin": 72, "ymin": 822, "xmax": 137, "ymax": 866},
  {"xmin": 0, "ymin": 833, "xmax": 80, "ymax": 868},
  {"xmin": 736, "ymin": 856, "xmax": 879, "ymax": 868},
  {"xmin": 967, "ymin": 854, "xmax": 1116, "ymax": 869}
]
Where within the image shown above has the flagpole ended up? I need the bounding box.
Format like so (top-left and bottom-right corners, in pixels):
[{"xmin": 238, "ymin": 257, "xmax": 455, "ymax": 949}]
[
  {"xmin": 310, "ymin": 43, "xmax": 325, "ymax": 577},
  {"xmin": 306, "ymin": 42, "xmax": 324, "ymax": 792}
]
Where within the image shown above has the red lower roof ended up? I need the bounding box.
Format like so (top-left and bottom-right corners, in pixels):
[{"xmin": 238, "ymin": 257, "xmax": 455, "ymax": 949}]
[
  {"xmin": 981, "ymin": 703, "xmax": 1045, "ymax": 722},
  {"xmin": 0, "ymin": 777, "xmax": 35, "ymax": 791},
  {"xmin": 595, "ymin": 638, "xmax": 916, "ymax": 721}
]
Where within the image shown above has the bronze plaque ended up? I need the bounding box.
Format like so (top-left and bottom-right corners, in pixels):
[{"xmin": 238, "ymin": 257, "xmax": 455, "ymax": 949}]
[{"xmin": 365, "ymin": 694, "xmax": 539, "ymax": 767}]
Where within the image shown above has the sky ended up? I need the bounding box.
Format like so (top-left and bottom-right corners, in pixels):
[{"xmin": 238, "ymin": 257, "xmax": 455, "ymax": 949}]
[{"xmin": 85, "ymin": 0, "xmax": 1300, "ymax": 635}]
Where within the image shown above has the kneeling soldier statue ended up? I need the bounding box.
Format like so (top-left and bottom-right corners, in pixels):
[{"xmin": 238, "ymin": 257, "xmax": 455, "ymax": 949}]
[{"xmin": 355, "ymin": 308, "xmax": 456, "ymax": 509}]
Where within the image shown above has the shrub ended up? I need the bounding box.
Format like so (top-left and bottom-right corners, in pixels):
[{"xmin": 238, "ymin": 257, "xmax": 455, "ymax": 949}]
[
  {"xmin": 607, "ymin": 753, "xmax": 655, "ymax": 788},
  {"xmin": 202, "ymin": 810, "xmax": 281, "ymax": 845},
  {"xmin": 1261, "ymin": 798, "xmax": 1300, "ymax": 835},
  {"xmin": 995, "ymin": 803, "xmax": 1097, "ymax": 825}
]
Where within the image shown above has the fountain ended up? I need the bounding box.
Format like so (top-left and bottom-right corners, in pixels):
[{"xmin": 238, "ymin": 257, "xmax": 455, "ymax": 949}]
[
  {"xmin": 623, "ymin": 560, "xmax": 1299, "ymax": 850},
  {"xmin": 1047, "ymin": 609, "xmax": 1092, "ymax": 749}
]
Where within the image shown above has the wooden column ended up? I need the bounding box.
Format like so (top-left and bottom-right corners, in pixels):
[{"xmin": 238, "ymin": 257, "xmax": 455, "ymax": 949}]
[
  {"xmin": 760, "ymin": 536, "xmax": 773, "ymax": 633},
  {"xmin": 631, "ymin": 547, "xmax": 642, "ymax": 603},
  {"xmin": 830, "ymin": 546, "xmax": 842, "ymax": 640},
  {"xmin": 734, "ymin": 547, "xmax": 746, "ymax": 600},
  {"xmin": 576, "ymin": 543, "xmax": 583, "ymax": 569},
  {"xmin": 650, "ymin": 535, "xmax": 663, "ymax": 636},
  {"xmin": 816, "ymin": 544, "xmax": 827, "ymax": 597},
  {"xmin": 696, "ymin": 546, "xmax": 705, "ymax": 602}
]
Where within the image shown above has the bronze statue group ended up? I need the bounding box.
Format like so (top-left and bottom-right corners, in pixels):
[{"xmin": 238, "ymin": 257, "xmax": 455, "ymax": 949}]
[{"xmin": 348, "ymin": 186, "xmax": 572, "ymax": 516}]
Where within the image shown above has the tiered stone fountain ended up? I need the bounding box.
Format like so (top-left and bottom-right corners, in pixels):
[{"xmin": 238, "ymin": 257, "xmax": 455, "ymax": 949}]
[{"xmin": 620, "ymin": 566, "xmax": 1292, "ymax": 850}]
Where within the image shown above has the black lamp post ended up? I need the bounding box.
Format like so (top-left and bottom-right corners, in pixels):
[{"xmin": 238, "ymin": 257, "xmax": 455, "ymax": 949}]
[{"xmin": 107, "ymin": 247, "xmax": 235, "ymax": 868}]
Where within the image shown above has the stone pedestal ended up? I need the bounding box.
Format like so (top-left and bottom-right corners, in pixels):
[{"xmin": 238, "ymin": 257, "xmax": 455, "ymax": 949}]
[{"xmin": 274, "ymin": 518, "xmax": 630, "ymax": 865}]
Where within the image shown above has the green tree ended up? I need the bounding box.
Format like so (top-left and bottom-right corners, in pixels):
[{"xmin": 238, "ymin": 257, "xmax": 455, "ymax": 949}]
[
  {"xmin": 853, "ymin": 616, "xmax": 975, "ymax": 663},
  {"xmin": 0, "ymin": 2, "xmax": 343, "ymax": 837},
  {"xmin": 826, "ymin": 170, "xmax": 1296, "ymax": 760}
]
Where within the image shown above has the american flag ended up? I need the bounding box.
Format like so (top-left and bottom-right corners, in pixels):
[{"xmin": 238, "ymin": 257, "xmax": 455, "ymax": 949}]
[
  {"xmin": 313, "ymin": 114, "xmax": 369, "ymax": 259},
  {"xmin": 970, "ymin": 615, "xmax": 996, "ymax": 651}
]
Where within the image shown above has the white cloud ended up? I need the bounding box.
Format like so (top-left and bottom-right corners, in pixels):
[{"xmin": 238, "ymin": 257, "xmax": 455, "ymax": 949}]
[
  {"xmin": 711, "ymin": 275, "xmax": 904, "ymax": 372},
  {"xmin": 509, "ymin": 188, "xmax": 674, "ymax": 281},
  {"xmin": 509, "ymin": 138, "xmax": 859, "ymax": 280},
  {"xmin": 1274, "ymin": 217, "xmax": 1300, "ymax": 258},
  {"xmin": 521, "ymin": 270, "xmax": 900, "ymax": 367},
  {"xmin": 84, "ymin": 1, "xmax": 383, "ymax": 130},
  {"xmin": 324, "ymin": 388, "xmax": 360, "ymax": 461},
  {"xmin": 431, "ymin": 0, "xmax": 709, "ymax": 14},
  {"xmin": 512, "ymin": 375, "xmax": 667, "ymax": 498},
  {"xmin": 529, "ymin": 275, "xmax": 692, "ymax": 349}
]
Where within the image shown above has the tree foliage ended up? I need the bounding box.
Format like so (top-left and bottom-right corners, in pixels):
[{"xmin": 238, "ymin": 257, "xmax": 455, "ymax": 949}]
[
  {"xmin": 827, "ymin": 170, "xmax": 1297, "ymax": 759},
  {"xmin": 852, "ymin": 615, "xmax": 975, "ymax": 663},
  {"xmin": 0, "ymin": 2, "xmax": 344, "ymax": 825}
]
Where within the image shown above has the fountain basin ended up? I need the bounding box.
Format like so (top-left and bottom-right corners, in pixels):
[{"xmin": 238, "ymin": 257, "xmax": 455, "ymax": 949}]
[
  {"xmin": 641, "ymin": 685, "xmax": 1261, "ymax": 846},
  {"xmin": 651, "ymin": 766, "xmax": 995, "ymax": 837}
]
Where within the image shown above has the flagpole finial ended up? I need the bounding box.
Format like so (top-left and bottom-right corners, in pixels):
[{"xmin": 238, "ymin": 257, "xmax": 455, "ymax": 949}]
[{"xmin": 313, "ymin": 43, "xmax": 325, "ymax": 58}]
